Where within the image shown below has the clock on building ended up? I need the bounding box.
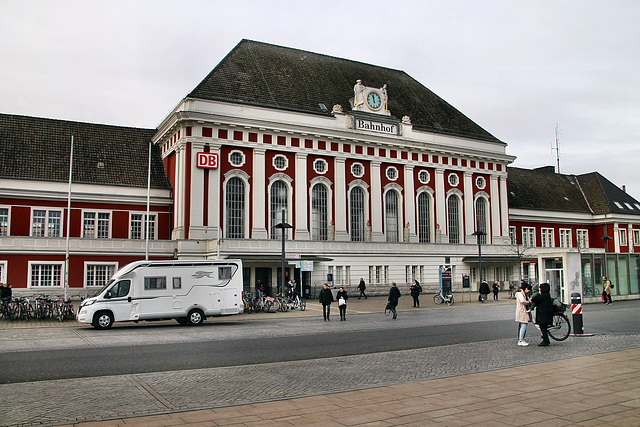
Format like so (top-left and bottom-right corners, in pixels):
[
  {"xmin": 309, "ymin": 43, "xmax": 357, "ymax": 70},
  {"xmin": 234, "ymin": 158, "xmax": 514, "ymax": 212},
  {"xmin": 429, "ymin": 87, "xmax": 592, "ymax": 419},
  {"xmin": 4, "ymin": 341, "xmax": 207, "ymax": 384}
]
[{"xmin": 366, "ymin": 91, "xmax": 382, "ymax": 110}]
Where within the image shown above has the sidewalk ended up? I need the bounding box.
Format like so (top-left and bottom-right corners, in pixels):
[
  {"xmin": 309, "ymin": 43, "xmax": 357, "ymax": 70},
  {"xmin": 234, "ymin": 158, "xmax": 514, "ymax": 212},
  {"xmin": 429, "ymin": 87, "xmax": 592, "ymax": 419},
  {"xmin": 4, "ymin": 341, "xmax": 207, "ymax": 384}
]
[
  {"xmin": 58, "ymin": 347, "xmax": 640, "ymax": 427},
  {"xmin": 0, "ymin": 291, "xmax": 514, "ymax": 329}
]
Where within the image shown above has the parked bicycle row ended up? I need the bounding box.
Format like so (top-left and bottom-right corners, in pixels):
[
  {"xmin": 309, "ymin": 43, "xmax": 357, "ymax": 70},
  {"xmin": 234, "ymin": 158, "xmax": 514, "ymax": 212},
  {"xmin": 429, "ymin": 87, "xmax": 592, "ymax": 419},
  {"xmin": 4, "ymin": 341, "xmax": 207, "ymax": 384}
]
[
  {"xmin": 0, "ymin": 295, "xmax": 79, "ymax": 322},
  {"xmin": 241, "ymin": 292, "xmax": 306, "ymax": 314}
]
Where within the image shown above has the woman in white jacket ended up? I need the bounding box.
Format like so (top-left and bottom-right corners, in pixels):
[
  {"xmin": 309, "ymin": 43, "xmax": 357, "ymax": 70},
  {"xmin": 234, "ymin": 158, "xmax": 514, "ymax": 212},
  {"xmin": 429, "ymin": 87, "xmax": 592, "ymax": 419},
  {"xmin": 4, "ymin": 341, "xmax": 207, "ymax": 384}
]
[{"xmin": 515, "ymin": 283, "xmax": 532, "ymax": 346}]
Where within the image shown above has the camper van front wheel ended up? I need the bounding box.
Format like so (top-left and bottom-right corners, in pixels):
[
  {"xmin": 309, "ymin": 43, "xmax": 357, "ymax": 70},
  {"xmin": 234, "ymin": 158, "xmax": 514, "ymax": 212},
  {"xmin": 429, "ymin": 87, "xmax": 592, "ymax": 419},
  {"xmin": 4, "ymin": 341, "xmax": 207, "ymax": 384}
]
[
  {"xmin": 187, "ymin": 309, "xmax": 204, "ymax": 326},
  {"xmin": 94, "ymin": 311, "xmax": 114, "ymax": 329}
]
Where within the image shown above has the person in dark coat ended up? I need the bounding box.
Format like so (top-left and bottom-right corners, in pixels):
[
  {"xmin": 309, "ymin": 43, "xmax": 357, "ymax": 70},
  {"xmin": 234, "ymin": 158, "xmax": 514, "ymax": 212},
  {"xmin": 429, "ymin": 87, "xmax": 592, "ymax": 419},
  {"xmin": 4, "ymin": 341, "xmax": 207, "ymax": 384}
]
[
  {"xmin": 479, "ymin": 281, "xmax": 490, "ymax": 302},
  {"xmin": 357, "ymin": 278, "xmax": 367, "ymax": 299},
  {"xmin": 318, "ymin": 283, "xmax": 334, "ymax": 321},
  {"xmin": 410, "ymin": 280, "xmax": 422, "ymax": 308},
  {"xmin": 387, "ymin": 282, "xmax": 401, "ymax": 319},
  {"xmin": 492, "ymin": 280, "xmax": 500, "ymax": 301},
  {"xmin": 336, "ymin": 286, "xmax": 349, "ymax": 321},
  {"xmin": 532, "ymin": 282, "xmax": 554, "ymax": 346}
]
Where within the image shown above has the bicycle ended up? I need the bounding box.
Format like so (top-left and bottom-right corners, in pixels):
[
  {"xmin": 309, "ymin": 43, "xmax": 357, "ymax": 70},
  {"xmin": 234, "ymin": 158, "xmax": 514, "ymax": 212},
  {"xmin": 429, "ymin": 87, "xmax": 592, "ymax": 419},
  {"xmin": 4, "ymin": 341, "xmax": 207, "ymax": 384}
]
[
  {"xmin": 384, "ymin": 302, "xmax": 392, "ymax": 316},
  {"xmin": 54, "ymin": 298, "xmax": 75, "ymax": 321},
  {"xmin": 433, "ymin": 291, "xmax": 454, "ymax": 306},
  {"xmin": 548, "ymin": 302, "xmax": 571, "ymax": 341},
  {"xmin": 288, "ymin": 294, "xmax": 306, "ymax": 311}
]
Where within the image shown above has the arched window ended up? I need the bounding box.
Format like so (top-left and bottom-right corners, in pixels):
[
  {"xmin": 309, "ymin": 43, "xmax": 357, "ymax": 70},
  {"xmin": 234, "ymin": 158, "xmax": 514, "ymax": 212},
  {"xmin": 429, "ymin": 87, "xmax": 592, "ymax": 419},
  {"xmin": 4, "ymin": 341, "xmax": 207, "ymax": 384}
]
[
  {"xmin": 225, "ymin": 177, "xmax": 245, "ymax": 238},
  {"xmin": 311, "ymin": 183, "xmax": 328, "ymax": 241},
  {"xmin": 475, "ymin": 197, "xmax": 488, "ymax": 244},
  {"xmin": 448, "ymin": 195, "xmax": 460, "ymax": 244},
  {"xmin": 350, "ymin": 187, "xmax": 365, "ymax": 242},
  {"xmin": 270, "ymin": 180, "xmax": 288, "ymax": 239},
  {"xmin": 385, "ymin": 190, "xmax": 399, "ymax": 242},
  {"xmin": 417, "ymin": 192, "xmax": 431, "ymax": 243}
]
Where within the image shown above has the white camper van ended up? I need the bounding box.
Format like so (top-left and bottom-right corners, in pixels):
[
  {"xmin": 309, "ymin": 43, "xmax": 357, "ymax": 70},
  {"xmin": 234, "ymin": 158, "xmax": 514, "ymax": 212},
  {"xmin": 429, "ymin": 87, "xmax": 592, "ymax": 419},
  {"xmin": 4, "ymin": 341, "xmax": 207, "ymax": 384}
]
[{"xmin": 78, "ymin": 259, "xmax": 244, "ymax": 329}]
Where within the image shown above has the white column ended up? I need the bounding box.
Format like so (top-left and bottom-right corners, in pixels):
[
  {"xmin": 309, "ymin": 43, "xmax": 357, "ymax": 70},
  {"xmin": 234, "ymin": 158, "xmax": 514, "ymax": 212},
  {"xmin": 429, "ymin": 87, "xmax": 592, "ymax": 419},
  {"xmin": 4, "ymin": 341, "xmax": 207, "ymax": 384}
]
[
  {"xmin": 172, "ymin": 145, "xmax": 185, "ymax": 239},
  {"xmin": 189, "ymin": 143, "xmax": 205, "ymax": 235},
  {"xmin": 371, "ymin": 160, "xmax": 384, "ymax": 242},
  {"xmin": 463, "ymin": 172, "xmax": 474, "ymax": 244},
  {"xmin": 499, "ymin": 176, "xmax": 509, "ymax": 238},
  {"xmin": 490, "ymin": 175, "xmax": 500, "ymax": 243},
  {"xmin": 435, "ymin": 168, "xmax": 445, "ymax": 243},
  {"xmin": 404, "ymin": 165, "xmax": 417, "ymax": 242},
  {"xmin": 334, "ymin": 158, "xmax": 349, "ymax": 241},
  {"xmin": 206, "ymin": 143, "xmax": 222, "ymax": 239},
  {"xmin": 252, "ymin": 148, "xmax": 268, "ymax": 239},
  {"xmin": 295, "ymin": 152, "xmax": 310, "ymax": 240}
]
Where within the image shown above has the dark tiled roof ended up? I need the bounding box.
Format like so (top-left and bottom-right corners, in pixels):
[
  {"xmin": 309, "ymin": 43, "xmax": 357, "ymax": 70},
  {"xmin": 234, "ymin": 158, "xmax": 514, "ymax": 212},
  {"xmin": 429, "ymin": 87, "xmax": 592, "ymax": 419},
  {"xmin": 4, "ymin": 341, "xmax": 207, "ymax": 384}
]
[
  {"xmin": 507, "ymin": 167, "xmax": 592, "ymax": 213},
  {"xmin": 508, "ymin": 166, "xmax": 640, "ymax": 216},
  {"xmin": 0, "ymin": 113, "xmax": 172, "ymax": 189},
  {"xmin": 577, "ymin": 172, "xmax": 640, "ymax": 215},
  {"xmin": 188, "ymin": 39, "xmax": 502, "ymax": 143}
]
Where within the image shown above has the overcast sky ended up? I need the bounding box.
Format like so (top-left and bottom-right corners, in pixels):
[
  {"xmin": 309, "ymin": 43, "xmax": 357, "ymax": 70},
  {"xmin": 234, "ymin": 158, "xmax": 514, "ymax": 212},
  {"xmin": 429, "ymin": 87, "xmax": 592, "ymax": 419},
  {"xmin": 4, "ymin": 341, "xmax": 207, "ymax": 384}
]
[{"xmin": 2, "ymin": 0, "xmax": 639, "ymax": 199}]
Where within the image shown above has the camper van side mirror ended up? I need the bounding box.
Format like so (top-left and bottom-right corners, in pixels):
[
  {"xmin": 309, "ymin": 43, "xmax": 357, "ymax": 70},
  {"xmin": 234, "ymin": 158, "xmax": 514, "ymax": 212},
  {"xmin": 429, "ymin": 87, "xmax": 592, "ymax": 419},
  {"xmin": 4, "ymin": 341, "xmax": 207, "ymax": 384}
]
[{"xmin": 105, "ymin": 291, "xmax": 112, "ymax": 299}]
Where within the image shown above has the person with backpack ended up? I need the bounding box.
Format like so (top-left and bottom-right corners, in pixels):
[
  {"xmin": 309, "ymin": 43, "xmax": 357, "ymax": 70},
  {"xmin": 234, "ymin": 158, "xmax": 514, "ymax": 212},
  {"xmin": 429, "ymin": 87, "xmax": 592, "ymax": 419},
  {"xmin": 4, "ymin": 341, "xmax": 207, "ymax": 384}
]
[
  {"xmin": 603, "ymin": 276, "xmax": 613, "ymax": 305},
  {"xmin": 532, "ymin": 283, "xmax": 554, "ymax": 346}
]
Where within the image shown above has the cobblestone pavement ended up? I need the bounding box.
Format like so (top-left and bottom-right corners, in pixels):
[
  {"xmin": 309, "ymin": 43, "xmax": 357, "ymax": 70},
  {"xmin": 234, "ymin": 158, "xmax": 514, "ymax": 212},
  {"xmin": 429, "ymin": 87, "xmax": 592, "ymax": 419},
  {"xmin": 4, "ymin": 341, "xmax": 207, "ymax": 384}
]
[{"xmin": 2, "ymin": 332, "xmax": 640, "ymax": 426}]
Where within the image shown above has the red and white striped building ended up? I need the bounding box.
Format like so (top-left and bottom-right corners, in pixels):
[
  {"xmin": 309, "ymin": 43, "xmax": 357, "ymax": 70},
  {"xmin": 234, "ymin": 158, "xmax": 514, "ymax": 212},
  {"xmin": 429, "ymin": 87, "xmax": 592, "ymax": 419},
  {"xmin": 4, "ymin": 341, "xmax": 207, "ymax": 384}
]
[{"xmin": 1, "ymin": 40, "xmax": 638, "ymax": 302}]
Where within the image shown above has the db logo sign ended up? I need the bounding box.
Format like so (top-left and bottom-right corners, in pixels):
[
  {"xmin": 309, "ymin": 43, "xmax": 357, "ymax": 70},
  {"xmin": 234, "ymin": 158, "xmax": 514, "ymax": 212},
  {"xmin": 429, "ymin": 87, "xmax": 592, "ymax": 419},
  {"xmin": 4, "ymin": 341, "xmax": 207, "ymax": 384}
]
[{"xmin": 197, "ymin": 152, "xmax": 219, "ymax": 169}]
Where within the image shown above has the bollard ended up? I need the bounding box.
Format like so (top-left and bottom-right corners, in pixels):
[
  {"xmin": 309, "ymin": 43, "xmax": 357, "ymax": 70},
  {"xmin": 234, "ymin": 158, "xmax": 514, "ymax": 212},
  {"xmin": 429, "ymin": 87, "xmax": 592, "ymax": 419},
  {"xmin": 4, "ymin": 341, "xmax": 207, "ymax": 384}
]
[{"xmin": 571, "ymin": 292, "xmax": 584, "ymax": 335}]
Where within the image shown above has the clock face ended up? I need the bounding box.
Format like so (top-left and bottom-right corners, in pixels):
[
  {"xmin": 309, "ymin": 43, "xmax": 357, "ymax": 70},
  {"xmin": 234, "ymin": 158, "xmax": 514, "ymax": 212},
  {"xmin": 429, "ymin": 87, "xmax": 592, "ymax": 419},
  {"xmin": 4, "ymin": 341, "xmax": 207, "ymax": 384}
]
[{"xmin": 366, "ymin": 91, "xmax": 382, "ymax": 109}]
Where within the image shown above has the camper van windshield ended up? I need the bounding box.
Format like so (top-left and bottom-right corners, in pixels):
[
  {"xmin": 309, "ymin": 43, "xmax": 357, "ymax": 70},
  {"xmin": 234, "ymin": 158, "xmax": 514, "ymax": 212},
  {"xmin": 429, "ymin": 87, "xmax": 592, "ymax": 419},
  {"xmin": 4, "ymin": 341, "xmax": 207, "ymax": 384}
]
[{"xmin": 97, "ymin": 280, "xmax": 115, "ymax": 296}]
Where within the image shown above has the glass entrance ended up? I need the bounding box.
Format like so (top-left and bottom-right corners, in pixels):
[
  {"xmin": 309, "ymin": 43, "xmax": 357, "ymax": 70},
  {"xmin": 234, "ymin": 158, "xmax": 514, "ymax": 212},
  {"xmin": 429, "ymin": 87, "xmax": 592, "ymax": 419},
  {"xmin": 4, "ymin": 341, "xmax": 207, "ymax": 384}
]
[{"xmin": 544, "ymin": 257, "xmax": 564, "ymax": 300}]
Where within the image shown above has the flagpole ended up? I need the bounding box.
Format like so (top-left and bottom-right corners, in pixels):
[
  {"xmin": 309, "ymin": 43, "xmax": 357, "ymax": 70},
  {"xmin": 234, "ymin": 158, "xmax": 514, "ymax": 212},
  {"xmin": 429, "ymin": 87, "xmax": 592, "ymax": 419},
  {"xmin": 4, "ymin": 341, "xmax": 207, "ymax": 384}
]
[
  {"xmin": 64, "ymin": 136, "xmax": 74, "ymax": 301},
  {"xmin": 145, "ymin": 140, "xmax": 152, "ymax": 260}
]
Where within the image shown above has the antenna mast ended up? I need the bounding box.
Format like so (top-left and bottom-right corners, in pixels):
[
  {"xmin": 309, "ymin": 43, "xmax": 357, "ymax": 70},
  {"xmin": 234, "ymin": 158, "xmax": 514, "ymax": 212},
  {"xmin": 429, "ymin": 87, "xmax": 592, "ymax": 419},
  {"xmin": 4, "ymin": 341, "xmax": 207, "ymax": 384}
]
[
  {"xmin": 552, "ymin": 123, "xmax": 560, "ymax": 173},
  {"xmin": 554, "ymin": 123, "xmax": 561, "ymax": 173}
]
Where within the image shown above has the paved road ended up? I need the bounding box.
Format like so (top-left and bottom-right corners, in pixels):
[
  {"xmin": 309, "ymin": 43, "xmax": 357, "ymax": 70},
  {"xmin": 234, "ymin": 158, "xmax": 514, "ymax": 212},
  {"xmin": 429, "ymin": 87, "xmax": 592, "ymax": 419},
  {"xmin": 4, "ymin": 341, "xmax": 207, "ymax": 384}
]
[{"xmin": 1, "ymin": 299, "xmax": 638, "ymax": 426}]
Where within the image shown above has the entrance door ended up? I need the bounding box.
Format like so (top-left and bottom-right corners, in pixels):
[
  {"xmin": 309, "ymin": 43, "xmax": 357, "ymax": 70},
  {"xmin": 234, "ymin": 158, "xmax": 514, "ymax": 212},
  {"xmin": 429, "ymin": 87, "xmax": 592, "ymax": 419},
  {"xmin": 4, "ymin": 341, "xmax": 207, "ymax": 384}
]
[{"xmin": 545, "ymin": 269, "xmax": 564, "ymax": 300}]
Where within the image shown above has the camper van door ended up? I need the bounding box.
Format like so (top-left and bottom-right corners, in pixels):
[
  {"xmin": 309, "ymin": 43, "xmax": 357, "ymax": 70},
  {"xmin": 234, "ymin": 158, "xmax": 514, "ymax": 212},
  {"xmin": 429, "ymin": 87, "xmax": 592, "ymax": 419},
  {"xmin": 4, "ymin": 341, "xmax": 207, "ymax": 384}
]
[{"xmin": 106, "ymin": 279, "xmax": 135, "ymax": 321}]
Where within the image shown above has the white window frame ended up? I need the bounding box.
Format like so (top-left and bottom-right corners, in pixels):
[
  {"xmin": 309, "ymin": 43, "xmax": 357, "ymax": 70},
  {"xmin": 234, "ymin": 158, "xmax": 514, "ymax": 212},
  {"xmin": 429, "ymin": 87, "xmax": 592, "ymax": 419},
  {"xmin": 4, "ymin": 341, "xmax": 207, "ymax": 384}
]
[
  {"xmin": 633, "ymin": 229, "xmax": 640, "ymax": 246},
  {"xmin": 418, "ymin": 170, "xmax": 430, "ymax": 185},
  {"xmin": 224, "ymin": 171, "xmax": 251, "ymax": 239},
  {"xmin": 386, "ymin": 166, "xmax": 398, "ymax": 181},
  {"xmin": 129, "ymin": 212, "xmax": 157, "ymax": 240},
  {"xmin": 82, "ymin": 210, "xmax": 111, "ymax": 239},
  {"xmin": 313, "ymin": 159, "xmax": 328, "ymax": 175},
  {"xmin": 272, "ymin": 154, "xmax": 288, "ymax": 171},
  {"xmin": 0, "ymin": 206, "xmax": 10, "ymax": 237},
  {"xmin": 448, "ymin": 173, "xmax": 459, "ymax": 187},
  {"xmin": 351, "ymin": 162, "xmax": 364, "ymax": 178},
  {"xmin": 577, "ymin": 229, "xmax": 589, "ymax": 248},
  {"xmin": 542, "ymin": 228, "xmax": 554, "ymax": 248},
  {"xmin": 475, "ymin": 176, "xmax": 486, "ymax": 190},
  {"xmin": 84, "ymin": 262, "xmax": 118, "ymax": 288},
  {"xmin": 0, "ymin": 260, "xmax": 7, "ymax": 283},
  {"xmin": 559, "ymin": 228, "xmax": 572, "ymax": 248},
  {"xmin": 620, "ymin": 228, "xmax": 628, "ymax": 246},
  {"xmin": 522, "ymin": 227, "xmax": 536, "ymax": 247},
  {"xmin": 509, "ymin": 226, "xmax": 517, "ymax": 245},
  {"xmin": 31, "ymin": 209, "xmax": 63, "ymax": 238},
  {"xmin": 28, "ymin": 261, "xmax": 64, "ymax": 288},
  {"xmin": 228, "ymin": 150, "xmax": 246, "ymax": 167}
]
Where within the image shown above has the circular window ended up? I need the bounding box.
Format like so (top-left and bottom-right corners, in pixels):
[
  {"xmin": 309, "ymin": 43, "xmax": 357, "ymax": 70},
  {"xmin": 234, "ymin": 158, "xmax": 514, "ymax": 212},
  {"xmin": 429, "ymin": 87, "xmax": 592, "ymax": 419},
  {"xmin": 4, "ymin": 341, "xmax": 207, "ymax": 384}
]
[
  {"xmin": 351, "ymin": 163, "xmax": 364, "ymax": 178},
  {"xmin": 273, "ymin": 155, "xmax": 288, "ymax": 171},
  {"xmin": 314, "ymin": 159, "xmax": 327, "ymax": 174},
  {"xmin": 476, "ymin": 176, "xmax": 486, "ymax": 189},
  {"xmin": 448, "ymin": 173, "xmax": 459, "ymax": 187},
  {"xmin": 229, "ymin": 150, "xmax": 245, "ymax": 167},
  {"xmin": 386, "ymin": 166, "xmax": 398, "ymax": 181},
  {"xmin": 418, "ymin": 170, "xmax": 430, "ymax": 184}
]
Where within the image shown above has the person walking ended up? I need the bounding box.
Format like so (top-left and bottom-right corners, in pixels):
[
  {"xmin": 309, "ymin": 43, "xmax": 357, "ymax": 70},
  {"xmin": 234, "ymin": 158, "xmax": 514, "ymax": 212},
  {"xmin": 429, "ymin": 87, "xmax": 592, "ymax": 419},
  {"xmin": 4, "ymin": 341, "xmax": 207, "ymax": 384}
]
[
  {"xmin": 479, "ymin": 281, "xmax": 490, "ymax": 303},
  {"xmin": 532, "ymin": 282, "xmax": 554, "ymax": 346},
  {"xmin": 336, "ymin": 286, "xmax": 349, "ymax": 321},
  {"xmin": 492, "ymin": 280, "xmax": 500, "ymax": 301},
  {"xmin": 357, "ymin": 278, "xmax": 367, "ymax": 299},
  {"xmin": 387, "ymin": 282, "xmax": 401, "ymax": 319},
  {"xmin": 515, "ymin": 283, "xmax": 532, "ymax": 346},
  {"xmin": 318, "ymin": 283, "xmax": 334, "ymax": 321},
  {"xmin": 603, "ymin": 276, "xmax": 613, "ymax": 305},
  {"xmin": 410, "ymin": 280, "xmax": 422, "ymax": 307}
]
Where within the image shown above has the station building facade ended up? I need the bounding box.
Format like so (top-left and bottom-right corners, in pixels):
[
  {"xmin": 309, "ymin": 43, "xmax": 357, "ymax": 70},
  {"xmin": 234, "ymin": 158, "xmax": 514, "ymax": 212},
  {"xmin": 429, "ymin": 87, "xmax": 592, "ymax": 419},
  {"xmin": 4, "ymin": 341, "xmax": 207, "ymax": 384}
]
[{"xmin": 1, "ymin": 40, "xmax": 639, "ymax": 303}]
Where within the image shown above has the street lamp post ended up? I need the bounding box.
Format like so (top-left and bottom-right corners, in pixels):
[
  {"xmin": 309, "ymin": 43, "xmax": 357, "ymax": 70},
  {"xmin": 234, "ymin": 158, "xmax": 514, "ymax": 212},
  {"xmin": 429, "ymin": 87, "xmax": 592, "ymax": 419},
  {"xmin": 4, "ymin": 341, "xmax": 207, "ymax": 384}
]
[
  {"xmin": 600, "ymin": 225, "xmax": 613, "ymax": 277},
  {"xmin": 274, "ymin": 208, "xmax": 292, "ymax": 295},
  {"xmin": 472, "ymin": 229, "xmax": 487, "ymax": 286}
]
